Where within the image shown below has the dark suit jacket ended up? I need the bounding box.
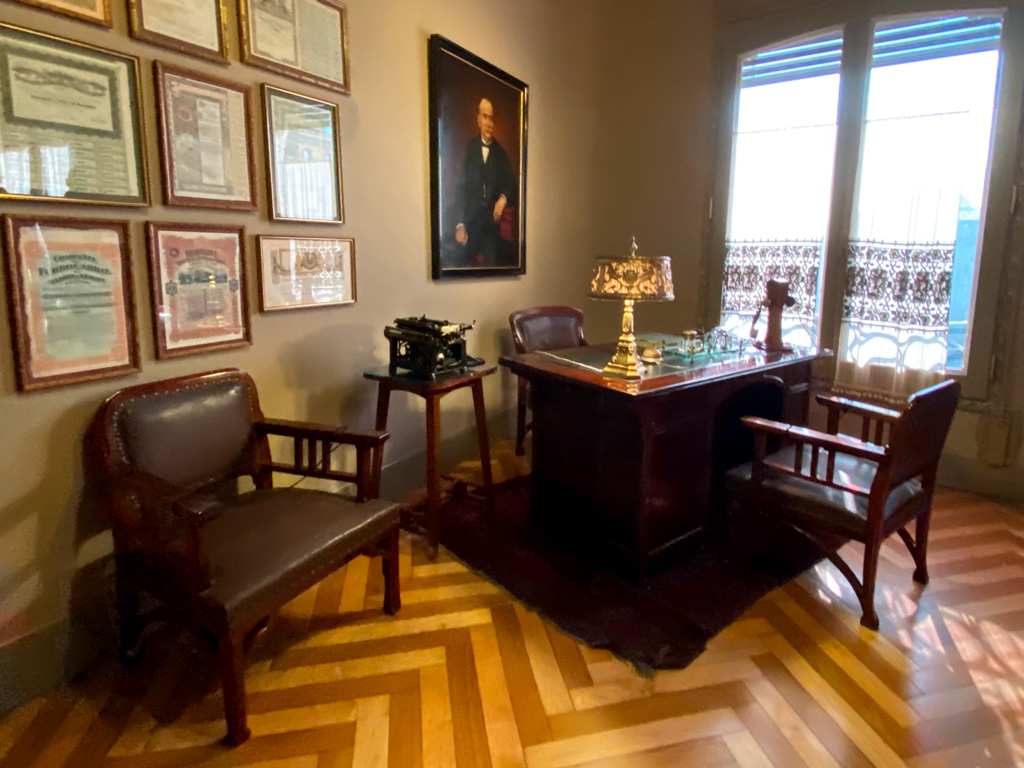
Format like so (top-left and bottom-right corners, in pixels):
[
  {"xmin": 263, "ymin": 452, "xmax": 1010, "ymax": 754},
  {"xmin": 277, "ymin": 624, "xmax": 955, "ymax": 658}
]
[{"xmin": 458, "ymin": 136, "xmax": 517, "ymax": 228}]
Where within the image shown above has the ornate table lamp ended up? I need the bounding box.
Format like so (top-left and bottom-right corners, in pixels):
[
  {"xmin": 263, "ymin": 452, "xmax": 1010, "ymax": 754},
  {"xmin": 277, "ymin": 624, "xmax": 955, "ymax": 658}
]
[{"xmin": 588, "ymin": 237, "xmax": 674, "ymax": 378}]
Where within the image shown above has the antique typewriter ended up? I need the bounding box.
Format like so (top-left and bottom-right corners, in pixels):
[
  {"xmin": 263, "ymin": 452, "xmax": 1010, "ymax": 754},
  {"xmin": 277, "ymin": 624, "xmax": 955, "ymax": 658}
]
[{"xmin": 384, "ymin": 316, "xmax": 484, "ymax": 379}]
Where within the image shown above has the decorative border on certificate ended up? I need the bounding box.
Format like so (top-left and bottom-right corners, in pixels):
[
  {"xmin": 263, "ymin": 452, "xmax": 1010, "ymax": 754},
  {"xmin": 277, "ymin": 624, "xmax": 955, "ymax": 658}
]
[
  {"xmin": 257, "ymin": 235, "xmax": 355, "ymax": 311},
  {"xmin": 8, "ymin": 0, "xmax": 112, "ymax": 28},
  {"xmin": 146, "ymin": 222, "xmax": 251, "ymax": 358},
  {"xmin": 0, "ymin": 23, "xmax": 148, "ymax": 206},
  {"xmin": 129, "ymin": 0, "xmax": 229, "ymax": 63},
  {"xmin": 239, "ymin": 0, "xmax": 350, "ymax": 94},
  {"xmin": 155, "ymin": 62, "xmax": 256, "ymax": 210},
  {"xmin": 263, "ymin": 85, "xmax": 343, "ymax": 223},
  {"xmin": 2, "ymin": 215, "xmax": 140, "ymax": 391}
]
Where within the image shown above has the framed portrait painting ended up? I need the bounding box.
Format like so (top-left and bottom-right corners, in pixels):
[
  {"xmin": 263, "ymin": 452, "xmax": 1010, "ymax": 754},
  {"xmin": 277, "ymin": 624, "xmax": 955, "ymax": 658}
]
[
  {"xmin": 428, "ymin": 35, "xmax": 528, "ymax": 279},
  {"xmin": 2, "ymin": 215, "xmax": 140, "ymax": 391},
  {"xmin": 154, "ymin": 63, "xmax": 256, "ymax": 210},
  {"xmin": 146, "ymin": 222, "xmax": 250, "ymax": 358},
  {"xmin": 257, "ymin": 236, "xmax": 355, "ymax": 311},
  {"xmin": 263, "ymin": 85, "xmax": 343, "ymax": 223}
]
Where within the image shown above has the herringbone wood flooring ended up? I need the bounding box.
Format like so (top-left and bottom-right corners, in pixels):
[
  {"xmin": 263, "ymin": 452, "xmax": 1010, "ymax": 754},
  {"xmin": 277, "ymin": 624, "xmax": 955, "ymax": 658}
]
[{"xmin": 3, "ymin": 441, "xmax": 1024, "ymax": 767}]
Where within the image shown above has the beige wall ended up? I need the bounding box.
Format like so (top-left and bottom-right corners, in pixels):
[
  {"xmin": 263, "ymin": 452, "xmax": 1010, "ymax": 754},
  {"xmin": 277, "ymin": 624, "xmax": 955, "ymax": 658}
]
[{"xmin": 1, "ymin": 0, "xmax": 726, "ymax": 710}]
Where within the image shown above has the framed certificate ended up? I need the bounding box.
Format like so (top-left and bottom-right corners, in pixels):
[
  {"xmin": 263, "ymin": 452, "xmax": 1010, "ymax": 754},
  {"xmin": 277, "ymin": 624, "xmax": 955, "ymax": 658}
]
[
  {"xmin": 2, "ymin": 215, "xmax": 140, "ymax": 391},
  {"xmin": 240, "ymin": 0, "xmax": 350, "ymax": 94},
  {"xmin": 0, "ymin": 23, "xmax": 148, "ymax": 206},
  {"xmin": 257, "ymin": 235, "xmax": 355, "ymax": 311},
  {"xmin": 263, "ymin": 85, "xmax": 343, "ymax": 223},
  {"xmin": 9, "ymin": 0, "xmax": 112, "ymax": 27},
  {"xmin": 129, "ymin": 0, "xmax": 229, "ymax": 62},
  {"xmin": 146, "ymin": 223, "xmax": 251, "ymax": 358},
  {"xmin": 155, "ymin": 63, "xmax": 256, "ymax": 210}
]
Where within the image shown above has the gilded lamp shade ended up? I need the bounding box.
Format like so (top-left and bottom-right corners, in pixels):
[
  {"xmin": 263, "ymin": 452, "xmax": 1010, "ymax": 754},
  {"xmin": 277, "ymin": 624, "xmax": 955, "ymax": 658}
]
[{"xmin": 588, "ymin": 254, "xmax": 674, "ymax": 302}]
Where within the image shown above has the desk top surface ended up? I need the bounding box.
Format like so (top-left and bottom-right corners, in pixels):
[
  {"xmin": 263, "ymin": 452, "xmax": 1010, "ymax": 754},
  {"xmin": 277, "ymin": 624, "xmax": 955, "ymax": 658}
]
[{"xmin": 501, "ymin": 344, "xmax": 829, "ymax": 397}]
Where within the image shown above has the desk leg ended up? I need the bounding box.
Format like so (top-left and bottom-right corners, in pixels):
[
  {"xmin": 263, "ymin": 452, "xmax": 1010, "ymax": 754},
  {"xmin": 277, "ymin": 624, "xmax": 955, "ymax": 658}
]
[
  {"xmin": 472, "ymin": 379, "xmax": 495, "ymax": 517},
  {"xmin": 425, "ymin": 393, "xmax": 441, "ymax": 559},
  {"xmin": 372, "ymin": 382, "xmax": 392, "ymax": 493}
]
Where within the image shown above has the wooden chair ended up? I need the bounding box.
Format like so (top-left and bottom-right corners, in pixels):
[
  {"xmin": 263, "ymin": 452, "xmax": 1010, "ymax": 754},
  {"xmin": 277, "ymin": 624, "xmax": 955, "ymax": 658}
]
[
  {"xmin": 724, "ymin": 379, "xmax": 960, "ymax": 629},
  {"xmin": 88, "ymin": 368, "xmax": 401, "ymax": 745},
  {"xmin": 509, "ymin": 306, "xmax": 587, "ymax": 455}
]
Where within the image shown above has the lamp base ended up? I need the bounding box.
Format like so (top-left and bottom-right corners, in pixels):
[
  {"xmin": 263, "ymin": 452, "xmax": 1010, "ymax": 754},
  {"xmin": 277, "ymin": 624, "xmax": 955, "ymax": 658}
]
[{"xmin": 603, "ymin": 335, "xmax": 645, "ymax": 379}]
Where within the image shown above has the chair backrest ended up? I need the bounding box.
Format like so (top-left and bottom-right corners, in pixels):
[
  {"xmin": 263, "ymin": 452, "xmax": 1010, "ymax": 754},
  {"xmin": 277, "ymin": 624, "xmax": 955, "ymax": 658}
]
[
  {"xmin": 509, "ymin": 306, "xmax": 587, "ymax": 354},
  {"xmin": 886, "ymin": 379, "xmax": 960, "ymax": 487},
  {"xmin": 92, "ymin": 369, "xmax": 266, "ymax": 491}
]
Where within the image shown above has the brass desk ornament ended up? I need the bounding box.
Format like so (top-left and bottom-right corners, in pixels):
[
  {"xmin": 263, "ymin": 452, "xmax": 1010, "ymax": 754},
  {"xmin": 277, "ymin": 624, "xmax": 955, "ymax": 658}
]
[{"xmin": 588, "ymin": 237, "xmax": 674, "ymax": 379}]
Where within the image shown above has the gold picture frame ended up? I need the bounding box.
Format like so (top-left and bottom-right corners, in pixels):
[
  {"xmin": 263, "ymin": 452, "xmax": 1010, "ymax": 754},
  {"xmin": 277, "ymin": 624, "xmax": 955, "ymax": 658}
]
[
  {"xmin": 257, "ymin": 235, "xmax": 355, "ymax": 311},
  {"xmin": 263, "ymin": 85, "xmax": 344, "ymax": 224},
  {"xmin": 8, "ymin": 0, "xmax": 112, "ymax": 28},
  {"xmin": 0, "ymin": 23, "xmax": 149, "ymax": 207},
  {"xmin": 239, "ymin": 0, "xmax": 350, "ymax": 94},
  {"xmin": 129, "ymin": 0, "xmax": 230, "ymax": 63},
  {"xmin": 154, "ymin": 62, "xmax": 257, "ymax": 210},
  {"xmin": 2, "ymin": 215, "xmax": 140, "ymax": 391}
]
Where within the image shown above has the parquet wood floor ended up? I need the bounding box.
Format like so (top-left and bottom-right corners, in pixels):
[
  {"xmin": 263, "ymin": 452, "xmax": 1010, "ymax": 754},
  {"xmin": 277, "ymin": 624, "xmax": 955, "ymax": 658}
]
[{"xmin": 3, "ymin": 441, "xmax": 1024, "ymax": 767}]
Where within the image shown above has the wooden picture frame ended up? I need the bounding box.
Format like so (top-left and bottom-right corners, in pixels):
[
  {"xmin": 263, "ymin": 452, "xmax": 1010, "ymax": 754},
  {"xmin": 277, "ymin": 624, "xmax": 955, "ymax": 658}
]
[
  {"xmin": 2, "ymin": 215, "xmax": 140, "ymax": 391},
  {"xmin": 129, "ymin": 0, "xmax": 229, "ymax": 63},
  {"xmin": 146, "ymin": 222, "xmax": 251, "ymax": 358},
  {"xmin": 240, "ymin": 0, "xmax": 350, "ymax": 94},
  {"xmin": 263, "ymin": 85, "xmax": 343, "ymax": 223},
  {"xmin": 428, "ymin": 35, "xmax": 528, "ymax": 279},
  {"xmin": 0, "ymin": 23, "xmax": 149, "ymax": 206},
  {"xmin": 257, "ymin": 235, "xmax": 355, "ymax": 311},
  {"xmin": 8, "ymin": 0, "xmax": 112, "ymax": 27},
  {"xmin": 154, "ymin": 63, "xmax": 256, "ymax": 210}
]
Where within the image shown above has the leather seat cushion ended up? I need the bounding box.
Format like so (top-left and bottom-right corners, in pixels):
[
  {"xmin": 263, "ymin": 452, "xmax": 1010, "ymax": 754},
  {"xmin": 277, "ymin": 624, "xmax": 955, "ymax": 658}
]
[
  {"xmin": 725, "ymin": 445, "xmax": 924, "ymax": 540},
  {"xmin": 200, "ymin": 489, "xmax": 399, "ymax": 627}
]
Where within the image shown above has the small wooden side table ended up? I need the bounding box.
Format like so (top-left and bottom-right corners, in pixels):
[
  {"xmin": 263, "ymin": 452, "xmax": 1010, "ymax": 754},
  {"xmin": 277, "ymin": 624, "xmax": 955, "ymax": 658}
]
[{"xmin": 363, "ymin": 364, "xmax": 496, "ymax": 557}]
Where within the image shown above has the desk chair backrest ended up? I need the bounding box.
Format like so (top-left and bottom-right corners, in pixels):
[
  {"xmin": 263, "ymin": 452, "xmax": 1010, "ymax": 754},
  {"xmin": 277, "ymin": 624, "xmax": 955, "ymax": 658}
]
[
  {"xmin": 93, "ymin": 369, "xmax": 268, "ymax": 492},
  {"xmin": 509, "ymin": 306, "xmax": 587, "ymax": 354},
  {"xmin": 885, "ymin": 379, "xmax": 961, "ymax": 488}
]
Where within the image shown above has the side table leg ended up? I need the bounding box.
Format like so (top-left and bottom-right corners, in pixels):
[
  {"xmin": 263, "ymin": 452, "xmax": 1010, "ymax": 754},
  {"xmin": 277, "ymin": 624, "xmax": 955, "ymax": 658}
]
[
  {"xmin": 425, "ymin": 393, "xmax": 441, "ymax": 559},
  {"xmin": 372, "ymin": 382, "xmax": 392, "ymax": 495},
  {"xmin": 472, "ymin": 379, "xmax": 495, "ymax": 517}
]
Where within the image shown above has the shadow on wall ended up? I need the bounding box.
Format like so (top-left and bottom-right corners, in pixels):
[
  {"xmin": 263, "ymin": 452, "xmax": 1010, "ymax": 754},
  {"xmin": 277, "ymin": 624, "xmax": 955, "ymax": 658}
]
[{"xmin": 0, "ymin": 401, "xmax": 117, "ymax": 713}]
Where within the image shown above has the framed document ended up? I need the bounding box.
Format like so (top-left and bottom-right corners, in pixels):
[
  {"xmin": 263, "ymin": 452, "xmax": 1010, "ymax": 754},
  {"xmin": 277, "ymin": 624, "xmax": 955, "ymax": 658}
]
[
  {"xmin": 146, "ymin": 223, "xmax": 250, "ymax": 358},
  {"xmin": 263, "ymin": 85, "xmax": 343, "ymax": 223},
  {"xmin": 129, "ymin": 0, "xmax": 228, "ymax": 62},
  {"xmin": 0, "ymin": 23, "xmax": 148, "ymax": 206},
  {"xmin": 155, "ymin": 63, "xmax": 256, "ymax": 210},
  {"xmin": 240, "ymin": 0, "xmax": 349, "ymax": 94},
  {"xmin": 257, "ymin": 235, "xmax": 355, "ymax": 311},
  {"xmin": 2, "ymin": 215, "xmax": 140, "ymax": 391},
  {"xmin": 10, "ymin": 0, "xmax": 112, "ymax": 26}
]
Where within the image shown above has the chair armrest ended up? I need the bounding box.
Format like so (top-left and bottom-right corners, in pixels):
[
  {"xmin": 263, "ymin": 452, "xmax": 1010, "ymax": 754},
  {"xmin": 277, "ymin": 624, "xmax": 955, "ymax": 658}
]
[
  {"xmin": 815, "ymin": 394, "xmax": 902, "ymax": 423},
  {"xmin": 256, "ymin": 418, "xmax": 389, "ymax": 448},
  {"xmin": 785, "ymin": 425, "xmax": 889, "ymax": 463}
]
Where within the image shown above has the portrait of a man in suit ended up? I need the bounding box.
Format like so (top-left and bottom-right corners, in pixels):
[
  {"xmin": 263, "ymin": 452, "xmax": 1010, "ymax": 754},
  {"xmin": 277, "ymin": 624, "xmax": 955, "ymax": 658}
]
[{"xmin": 429, "ymin": 36, "xmax": 528, "ymax": 278}]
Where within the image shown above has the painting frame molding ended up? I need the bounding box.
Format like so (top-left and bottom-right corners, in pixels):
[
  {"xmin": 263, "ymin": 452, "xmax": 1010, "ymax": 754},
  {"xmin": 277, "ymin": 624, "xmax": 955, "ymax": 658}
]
[
  {"xmin": 256, "ymin": 235, "xmax": 356, "ymax": 312},
  {"xmin": 262, "ymin": 84, "xmax": 344, "ymax": 224},
  {"xmin": 145, "ymin": 221, "xmax": 251, "ymax": 359},
  {"xmin": 128, "ymin": 0, "xmax": 230, "ymax": 63},
  {"xmin": 154, "ymin": 61, "xmax": 257, "ymax": 211},
  {"xmin": 428, "ymin": 34, "xmax": 528, "ymax": 280},
  {"xmin": 2, "ymin": 214, "xmax": 140, "ymax": 392},
  {"xmin": 8, "ymin": 0, "xmax": 113, "ymax": 28},
  {"xmin": 239, "ymin": 0, "xmax": 350, "ymax": 94}
]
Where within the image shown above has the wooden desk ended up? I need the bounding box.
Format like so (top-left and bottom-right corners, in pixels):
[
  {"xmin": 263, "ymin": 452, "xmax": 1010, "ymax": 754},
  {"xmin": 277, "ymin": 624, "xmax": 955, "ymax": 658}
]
[
  {"xmin": 363, "ymin": 364, "xmax": 496, "ymax": 557},
  {"xmin": 500, "ymin": 344, "xmax": 827, "ymax": 573}
]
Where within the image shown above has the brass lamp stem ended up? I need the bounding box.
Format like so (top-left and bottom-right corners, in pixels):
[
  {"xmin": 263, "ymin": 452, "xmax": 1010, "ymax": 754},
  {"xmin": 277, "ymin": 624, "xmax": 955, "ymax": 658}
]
[{"xmin": 603, "ymin": 298, "xmax": 645, "ymax": 379}]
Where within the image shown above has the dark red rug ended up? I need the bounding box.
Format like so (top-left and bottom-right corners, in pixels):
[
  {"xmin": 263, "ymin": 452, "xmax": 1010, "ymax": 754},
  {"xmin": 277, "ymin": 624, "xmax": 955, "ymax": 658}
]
[{"xmin": 439, "ymin": 477, "xmax": 823, "ymax": 674}]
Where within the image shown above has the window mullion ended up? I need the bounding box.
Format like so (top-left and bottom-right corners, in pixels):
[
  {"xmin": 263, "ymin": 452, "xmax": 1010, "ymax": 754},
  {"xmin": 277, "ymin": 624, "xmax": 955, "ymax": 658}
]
[{"xmin": 818, "ymin": 16, "xmax": 872, "ymax": 374}]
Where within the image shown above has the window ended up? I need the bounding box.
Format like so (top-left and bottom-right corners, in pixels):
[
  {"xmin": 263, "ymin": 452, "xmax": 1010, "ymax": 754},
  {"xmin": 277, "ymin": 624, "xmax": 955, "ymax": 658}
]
[{"xmin": 709, "ymin": 5, "xmax": 1023, "ymax": 400}]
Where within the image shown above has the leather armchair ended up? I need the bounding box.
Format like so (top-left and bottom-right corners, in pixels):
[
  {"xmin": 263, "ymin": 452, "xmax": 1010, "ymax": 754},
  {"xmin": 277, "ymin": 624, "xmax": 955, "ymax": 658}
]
[
  {"xmin": 88, "ymin": 369, "xmax": 401, "ymax": 745},
  {"xmin": 509, "ymin": 306, "xmax": 587, "ymax": 455},
  {"xmin": 724, "ymin": 379, "xmax": 960, "ymax": 629}
]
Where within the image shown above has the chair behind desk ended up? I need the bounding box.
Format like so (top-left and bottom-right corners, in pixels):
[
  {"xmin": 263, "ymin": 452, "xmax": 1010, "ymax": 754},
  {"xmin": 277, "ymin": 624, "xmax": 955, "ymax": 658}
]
[{"xmin": 509, "ymin": 306, "xmax": 587, "ymax": 455}]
